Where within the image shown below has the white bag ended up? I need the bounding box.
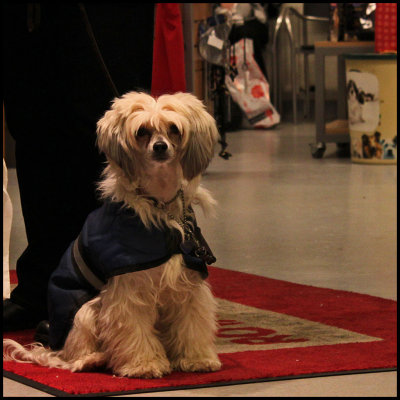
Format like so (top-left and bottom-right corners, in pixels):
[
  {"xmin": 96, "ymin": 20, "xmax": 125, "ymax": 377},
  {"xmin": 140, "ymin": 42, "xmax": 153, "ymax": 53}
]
[{"xmin": 225, "ymin": 38, "xmax": 280, "ymax": 128}]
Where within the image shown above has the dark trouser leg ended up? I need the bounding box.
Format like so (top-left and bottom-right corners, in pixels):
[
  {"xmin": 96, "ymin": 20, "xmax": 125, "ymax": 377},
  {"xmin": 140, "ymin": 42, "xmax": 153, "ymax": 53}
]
[
  {"xmin": 3, "ymin": 4, "xmax": 154, "ymax": 322},
  {"xmin": 3, "ymin": 4, "xmax": 109, "ymax": 318}
]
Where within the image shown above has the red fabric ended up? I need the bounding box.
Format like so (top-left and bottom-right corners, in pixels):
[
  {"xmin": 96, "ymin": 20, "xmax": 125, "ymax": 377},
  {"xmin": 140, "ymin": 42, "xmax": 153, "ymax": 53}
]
[
  {"xmin": 375, "ymin": 3, "xmax": 397, "ymax": 53},
  {"xmin": 151, "ymin": 3, "xmax": 186, "ymax": 97},
  {"xmin": 10, "ymin": 269, "xmax": 17, "ymax": 284},
  {"xmin": 4, "ymin": 266, "xmax": 397, "ymax": 396}
]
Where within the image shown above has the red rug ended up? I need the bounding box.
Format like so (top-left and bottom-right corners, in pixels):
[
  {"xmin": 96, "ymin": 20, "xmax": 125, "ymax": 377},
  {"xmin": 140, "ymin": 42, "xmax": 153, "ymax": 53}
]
[{"xmin": 3, "ymin": 266, "xmax": 397, "ymax": 396}]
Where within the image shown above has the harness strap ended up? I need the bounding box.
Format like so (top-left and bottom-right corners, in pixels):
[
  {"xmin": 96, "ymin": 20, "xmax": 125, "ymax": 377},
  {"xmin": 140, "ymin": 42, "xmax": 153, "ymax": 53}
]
[{"xmin": 72, "ymin": 235, "xmax": 105, "ymax": 291}]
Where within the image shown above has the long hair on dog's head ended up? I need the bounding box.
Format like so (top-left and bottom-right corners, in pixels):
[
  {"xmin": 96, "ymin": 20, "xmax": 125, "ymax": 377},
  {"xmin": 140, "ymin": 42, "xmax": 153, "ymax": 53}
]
[
  {"xmin": 96, "ymin": 91, "xmax": 218, "ymax": 228},
  {"xmin": 97, "ymin": 92, "xmax": 218, "ymax": 180},
  {"xmin": 155, "ymin": 92, "xmax": 219, "ymax": 181}
]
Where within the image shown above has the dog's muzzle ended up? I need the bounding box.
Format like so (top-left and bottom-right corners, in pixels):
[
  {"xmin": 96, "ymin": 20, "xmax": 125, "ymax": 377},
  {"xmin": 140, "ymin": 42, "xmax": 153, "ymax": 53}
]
[
  {"xmin": 153, "ymin": 141, "xmax": 168, "ymax": 153},
  {"xmin": 152, "ymin": 141, "xmax": 169, "ymax": 160}
]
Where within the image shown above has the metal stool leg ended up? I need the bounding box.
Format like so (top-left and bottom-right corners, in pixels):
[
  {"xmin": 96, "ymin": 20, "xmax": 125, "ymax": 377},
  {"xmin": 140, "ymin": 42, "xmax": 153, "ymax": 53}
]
[
  {"xmin": 304, "ymin": 52, "xmax": 310, "ymax": 118},
  {"xmin": 285, "ymin": 13, "xmax": 298, "ymax": 124},
  {"xmin": 272, "ymin": 10, "xmax": 286, "ymax": 113}
]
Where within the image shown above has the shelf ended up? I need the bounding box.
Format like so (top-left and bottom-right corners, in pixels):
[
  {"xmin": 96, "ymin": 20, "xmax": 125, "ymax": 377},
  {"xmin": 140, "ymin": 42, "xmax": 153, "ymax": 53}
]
[
  {"xmin": 325, "ymin": 119, "xmax": 349, "ymax": 135},
  {"xmin": 315, "ymin": 41, "xmax": 375, "ymax": 48}
]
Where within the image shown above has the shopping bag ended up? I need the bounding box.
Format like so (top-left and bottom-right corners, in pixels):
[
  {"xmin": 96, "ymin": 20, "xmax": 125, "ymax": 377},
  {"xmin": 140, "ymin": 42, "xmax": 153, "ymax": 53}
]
[
  {"xmin": 225, "ymin": 38, "xmax": 280, "ymax": 128},
  {"xmin": 198, "ymin": 14, "xmax": 231, "ymax": 67}
]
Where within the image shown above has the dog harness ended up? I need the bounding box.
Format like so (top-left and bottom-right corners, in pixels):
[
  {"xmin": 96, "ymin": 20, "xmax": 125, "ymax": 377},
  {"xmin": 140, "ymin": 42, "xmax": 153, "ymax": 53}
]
[{"xmin": 47, "ymin": 201, "xmax": 215, "ymax": 350}]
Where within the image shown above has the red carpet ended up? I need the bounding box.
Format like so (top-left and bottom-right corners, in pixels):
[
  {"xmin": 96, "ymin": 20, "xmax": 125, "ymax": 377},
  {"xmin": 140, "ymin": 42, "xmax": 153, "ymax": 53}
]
[{"xmin": 3, "ymin": 266, "xmax": 397, "ymax": 396}]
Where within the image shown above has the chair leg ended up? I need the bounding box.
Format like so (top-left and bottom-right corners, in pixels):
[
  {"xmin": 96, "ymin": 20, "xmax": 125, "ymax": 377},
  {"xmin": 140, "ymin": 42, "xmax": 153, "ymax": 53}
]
[
  {"xmin": 285, "ymin": 12, "xmax": 297, "ymax": 124},
  {"xmin": 272, "ymin": 13, "xmax": 285, "ymax": 113}
]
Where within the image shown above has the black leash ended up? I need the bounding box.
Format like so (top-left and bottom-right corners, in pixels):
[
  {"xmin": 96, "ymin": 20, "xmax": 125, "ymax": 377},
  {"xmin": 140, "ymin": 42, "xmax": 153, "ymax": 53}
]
[{"xmin": 78, "ymin": 3, "xmax": 120, "ymax": 98}]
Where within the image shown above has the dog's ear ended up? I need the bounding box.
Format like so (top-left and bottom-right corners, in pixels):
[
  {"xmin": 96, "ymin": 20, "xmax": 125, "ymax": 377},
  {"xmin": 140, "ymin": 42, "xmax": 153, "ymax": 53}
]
[
  {"xmin": 172, "ymin": 93, "xmax": 219, "ymax": 180},
  {"xmin": 358, "ymin": 90, "xmax": 365, "ymax": 105},
  {"xmin": 96, "ymin": 104, "xmax": 136, "ymax": 178}
]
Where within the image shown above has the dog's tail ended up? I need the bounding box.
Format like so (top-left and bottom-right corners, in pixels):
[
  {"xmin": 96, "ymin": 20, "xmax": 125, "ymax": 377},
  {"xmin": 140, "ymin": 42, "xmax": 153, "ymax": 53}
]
[{"xmin": 3, "ymin": 339, "xmax": 86, "ymax": 371}]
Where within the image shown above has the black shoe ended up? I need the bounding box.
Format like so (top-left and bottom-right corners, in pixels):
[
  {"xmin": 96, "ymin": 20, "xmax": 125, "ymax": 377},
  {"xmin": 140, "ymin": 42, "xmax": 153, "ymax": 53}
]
[
  {"xmin": 3, "ymin": 299, "xmax": 45, "ymax": 331},
  {"xmin": 34, "ymin": 320, "xmax": 50, "ymax": 346}
]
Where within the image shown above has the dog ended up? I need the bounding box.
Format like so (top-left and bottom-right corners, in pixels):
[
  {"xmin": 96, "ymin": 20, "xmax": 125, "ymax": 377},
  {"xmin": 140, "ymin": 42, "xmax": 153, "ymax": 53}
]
[
  {"xmin": 3, "ymin": 91, "xmax": 222, "ymax": 378},
  {"xmin": 382, "ymin": 136, "xmax": 397, "ymax": 160},
  {"xmin": 361, "ymin": 131, "xmax": 383, "ymax": 159},
  {"xmin": 347, "ymin": 79, "xmax": 365, "ymax": 125}
]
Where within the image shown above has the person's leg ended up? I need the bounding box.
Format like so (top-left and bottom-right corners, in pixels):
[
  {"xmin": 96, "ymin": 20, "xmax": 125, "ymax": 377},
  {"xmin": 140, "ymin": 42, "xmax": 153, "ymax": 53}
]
[
  {"xmin": 3, "ymin": 4, "xmax": 109, "ymax": 328},
  {"xmin": 3, "ymin": 4, "xmax": 155, "ymax": 330}
]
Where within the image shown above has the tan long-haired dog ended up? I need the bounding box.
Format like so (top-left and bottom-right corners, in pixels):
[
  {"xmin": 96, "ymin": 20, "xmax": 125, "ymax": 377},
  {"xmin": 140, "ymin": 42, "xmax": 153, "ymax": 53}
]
[{"xmin": 4, "ymin": 91, "xmax": 222, "ymax": 378}]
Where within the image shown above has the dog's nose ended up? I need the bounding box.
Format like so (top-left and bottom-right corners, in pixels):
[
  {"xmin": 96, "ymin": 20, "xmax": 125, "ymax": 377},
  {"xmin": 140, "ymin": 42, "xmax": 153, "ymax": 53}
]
[{"xmin": 153, "ymin": 141, "xmax": 168, "ymax": 153}]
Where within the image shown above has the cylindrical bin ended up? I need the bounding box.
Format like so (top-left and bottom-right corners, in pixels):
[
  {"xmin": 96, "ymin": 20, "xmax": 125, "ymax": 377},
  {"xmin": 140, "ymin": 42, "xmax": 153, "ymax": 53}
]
[{"xmin": 345, "ymin": 54, "xmax": 397, "ymax": 164}]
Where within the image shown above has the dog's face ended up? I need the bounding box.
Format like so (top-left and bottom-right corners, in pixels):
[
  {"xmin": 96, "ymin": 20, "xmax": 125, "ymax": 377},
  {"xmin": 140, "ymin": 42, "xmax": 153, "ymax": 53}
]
[
  {"xmin": 97, "ymin": 92, "xmax": 219, "ymax": 181},
  {"xmin": 347, "ymin": 80, "xmax": 364, "ymax": 104},
  {"xmin": 382, "ymin": 136, "xmax": 397, "ymax": 160},
  {"xmin": 134, "ymin": 122, "xmax": 182, "ymax": 165}
]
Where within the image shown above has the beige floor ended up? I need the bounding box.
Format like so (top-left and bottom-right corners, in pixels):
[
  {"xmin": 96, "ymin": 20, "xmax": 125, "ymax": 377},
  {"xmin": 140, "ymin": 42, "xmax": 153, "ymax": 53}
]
[{"xmin": 3, "ymin": 122, "xmax": 397, "ymax": 397}]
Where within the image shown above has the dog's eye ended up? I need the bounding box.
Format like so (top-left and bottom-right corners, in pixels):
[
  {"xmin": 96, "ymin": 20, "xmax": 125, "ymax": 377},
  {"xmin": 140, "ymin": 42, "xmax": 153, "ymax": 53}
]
[
  {"xmin": 169, "ymin": 124, "xmax": 180, "ymax": 135},
  {"xmin": 136, "ymin": 127, "xmax": 151, "ymax": 138}
]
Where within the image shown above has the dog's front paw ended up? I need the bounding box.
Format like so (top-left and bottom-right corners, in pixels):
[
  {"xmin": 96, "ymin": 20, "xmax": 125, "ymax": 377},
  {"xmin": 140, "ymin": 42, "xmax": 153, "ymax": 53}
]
[
  {"xmin": 172, "ymin": 357, "xmax": 222, "ymax": 373},
  {"xmin": 114, "ymin": 359, "xmax": 172, "ymax": 379},
  {"xmin": 70, "ymin": 352, "xmax": 107, "ymax": 372}
]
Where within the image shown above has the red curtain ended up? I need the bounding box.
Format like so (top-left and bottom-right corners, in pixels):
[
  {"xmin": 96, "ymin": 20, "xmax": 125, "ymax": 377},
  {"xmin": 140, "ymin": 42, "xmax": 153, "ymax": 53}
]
[{"xmin": 151, "ymin": 3, "xmax": 186, "ymax": 96}]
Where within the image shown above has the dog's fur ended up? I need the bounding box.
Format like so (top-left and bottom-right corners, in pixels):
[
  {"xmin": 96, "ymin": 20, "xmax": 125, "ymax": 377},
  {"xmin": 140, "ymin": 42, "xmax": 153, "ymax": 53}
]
[{"xmin": 3, "ymin": 91, "xmax": 222, "ymax": 378}]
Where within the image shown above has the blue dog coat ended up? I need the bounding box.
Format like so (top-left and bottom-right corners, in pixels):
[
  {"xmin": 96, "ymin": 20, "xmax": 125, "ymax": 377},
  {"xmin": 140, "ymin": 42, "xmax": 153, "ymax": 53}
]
[{"xmin": 47, "ymin": 201, "xmax": 213, "ymax": 350}]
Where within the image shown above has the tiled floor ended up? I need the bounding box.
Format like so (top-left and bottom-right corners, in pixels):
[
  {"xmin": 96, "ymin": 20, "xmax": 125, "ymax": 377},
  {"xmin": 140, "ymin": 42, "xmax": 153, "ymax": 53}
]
[{"xmin": 3, "ymin": 122, "xmax": 397, "ymax": 397}]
